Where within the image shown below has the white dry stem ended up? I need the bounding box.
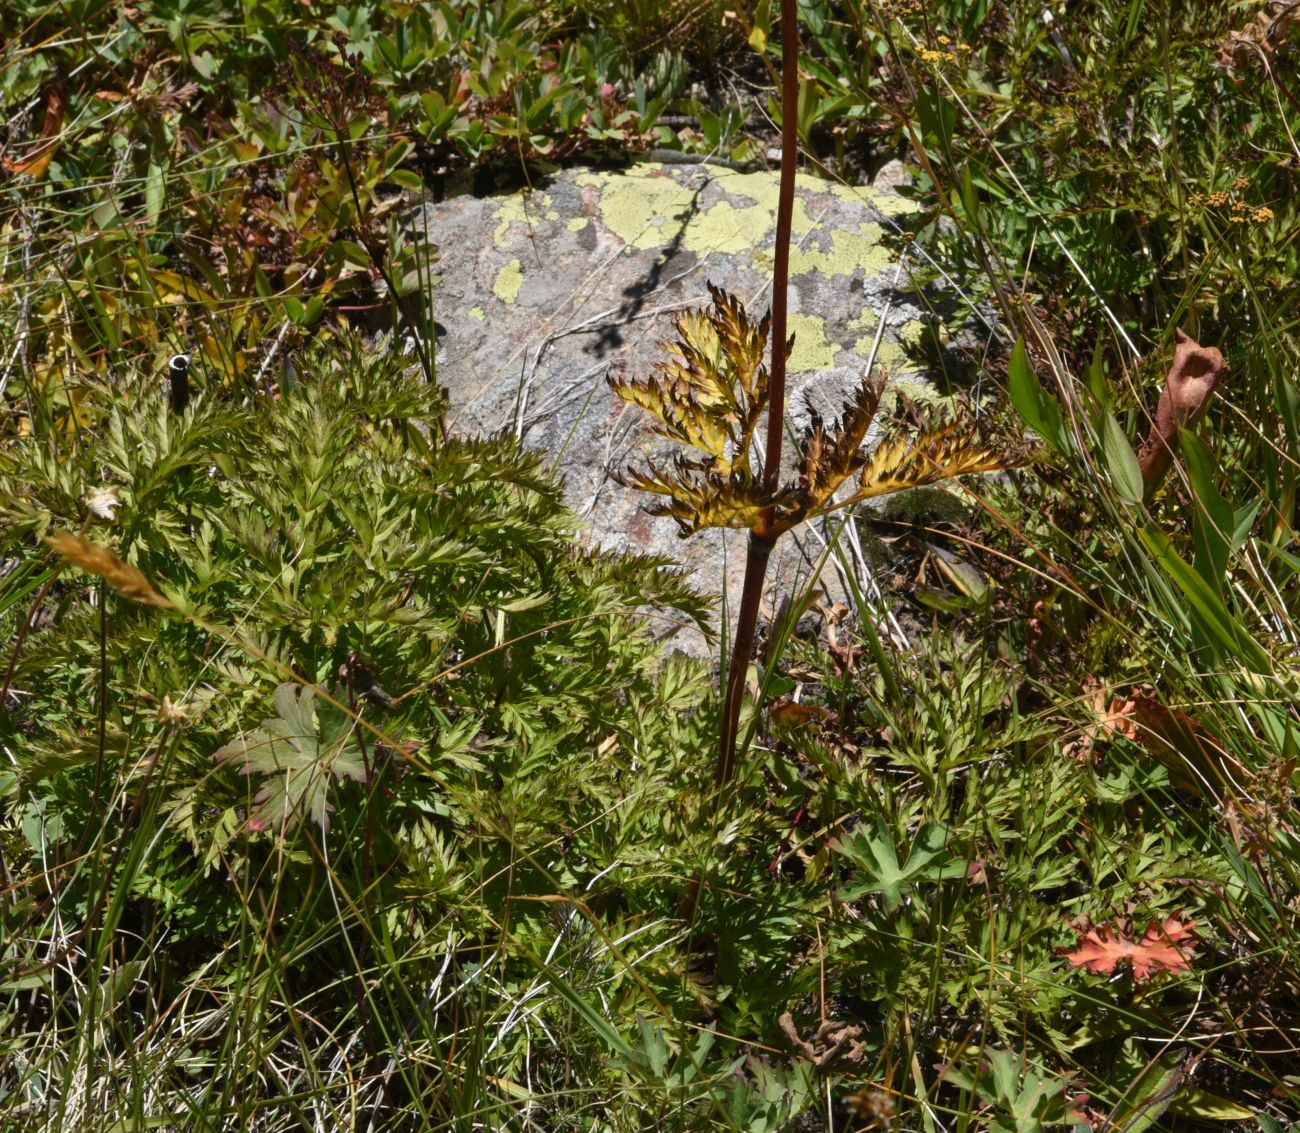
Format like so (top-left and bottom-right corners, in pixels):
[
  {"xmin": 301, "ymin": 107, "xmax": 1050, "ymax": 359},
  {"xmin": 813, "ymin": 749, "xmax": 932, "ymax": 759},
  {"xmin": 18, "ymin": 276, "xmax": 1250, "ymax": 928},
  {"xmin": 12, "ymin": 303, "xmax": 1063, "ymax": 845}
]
[{"xmin": 253, "ymin": 319, "xmax": 293, "ymax": 391}]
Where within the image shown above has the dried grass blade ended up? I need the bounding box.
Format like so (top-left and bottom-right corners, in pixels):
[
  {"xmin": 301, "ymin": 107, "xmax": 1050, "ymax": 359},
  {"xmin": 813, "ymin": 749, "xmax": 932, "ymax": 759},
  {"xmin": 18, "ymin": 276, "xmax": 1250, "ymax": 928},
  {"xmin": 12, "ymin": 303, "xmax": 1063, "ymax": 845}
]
[{"xmin": 44, "ymin": 531, "xmax": 174, "ymax": 609}]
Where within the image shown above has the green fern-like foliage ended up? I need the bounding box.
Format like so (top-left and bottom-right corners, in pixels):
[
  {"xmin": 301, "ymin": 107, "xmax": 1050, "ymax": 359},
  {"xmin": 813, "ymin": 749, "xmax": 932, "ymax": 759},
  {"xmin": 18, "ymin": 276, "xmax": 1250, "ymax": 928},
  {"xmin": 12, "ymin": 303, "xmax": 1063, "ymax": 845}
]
[
  {"xmin": 609, "ymin": 285, "xmax": 1019, "ymax": 538},
  {"xmin": 0, "ymin": 337, "xmax": 713, "ymax": 935}
]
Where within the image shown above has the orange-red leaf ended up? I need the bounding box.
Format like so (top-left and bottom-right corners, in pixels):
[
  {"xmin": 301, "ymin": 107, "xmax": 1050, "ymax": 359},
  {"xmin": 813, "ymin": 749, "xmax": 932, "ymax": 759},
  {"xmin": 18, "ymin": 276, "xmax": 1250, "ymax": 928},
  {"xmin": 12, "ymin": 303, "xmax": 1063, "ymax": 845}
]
[
  {"xmin": 2, "ymin": 84, "xmax": 66, "ymax": 179},
  {"xmin": 1065, "ymin": 915, "xmax": 1197, "ymax": 981}
]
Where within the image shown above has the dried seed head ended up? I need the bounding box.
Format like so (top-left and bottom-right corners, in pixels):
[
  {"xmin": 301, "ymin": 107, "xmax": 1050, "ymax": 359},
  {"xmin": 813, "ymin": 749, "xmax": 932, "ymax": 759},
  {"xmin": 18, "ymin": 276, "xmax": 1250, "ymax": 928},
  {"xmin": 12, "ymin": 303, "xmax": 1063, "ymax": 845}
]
[
  {"xmin": 156, "ymin": 694, "xmax": 192, "ymax": 728},
  {"xmin": 44, "ymin": 531, "xmax": 173, "ymax": 609}
]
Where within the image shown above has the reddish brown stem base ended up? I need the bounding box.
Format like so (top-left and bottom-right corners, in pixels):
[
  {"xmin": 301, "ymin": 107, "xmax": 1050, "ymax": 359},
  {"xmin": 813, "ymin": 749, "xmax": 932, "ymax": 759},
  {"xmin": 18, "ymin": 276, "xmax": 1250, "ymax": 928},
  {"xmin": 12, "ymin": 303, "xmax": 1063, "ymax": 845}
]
[
  {"xmin": 717, "ymin": 533, "xmax": 775, "ymax": 787},
  {"xmin": 714, "ymin": 0, "xmax": 799, "ymax": 791}
]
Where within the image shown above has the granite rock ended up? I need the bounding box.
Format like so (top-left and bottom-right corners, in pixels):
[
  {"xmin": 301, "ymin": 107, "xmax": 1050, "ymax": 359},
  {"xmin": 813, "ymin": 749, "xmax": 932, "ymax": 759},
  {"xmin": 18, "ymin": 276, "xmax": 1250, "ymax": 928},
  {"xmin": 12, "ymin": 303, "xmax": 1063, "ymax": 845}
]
[{"xmin": 420, "ymin": 162, "xmax": 930, "ymax": 654}]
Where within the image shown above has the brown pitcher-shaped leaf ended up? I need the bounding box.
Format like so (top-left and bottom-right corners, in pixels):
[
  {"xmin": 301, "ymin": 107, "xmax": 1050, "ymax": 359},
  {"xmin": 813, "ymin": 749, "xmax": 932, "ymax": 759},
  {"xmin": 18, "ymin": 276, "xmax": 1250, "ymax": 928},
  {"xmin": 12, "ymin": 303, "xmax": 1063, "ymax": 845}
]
[{"xmin": 1139, "ymin": 330, "xmax": 1228, "ymax": 498}]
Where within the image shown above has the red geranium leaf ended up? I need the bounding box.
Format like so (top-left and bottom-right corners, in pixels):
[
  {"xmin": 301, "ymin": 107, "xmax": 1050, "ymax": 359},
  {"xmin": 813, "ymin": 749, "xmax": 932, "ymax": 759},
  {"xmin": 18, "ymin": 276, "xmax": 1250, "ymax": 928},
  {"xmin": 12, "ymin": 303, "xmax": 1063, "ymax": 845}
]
[{"xmin": 1064, "ymin": 914, "xmax": 1197, "ymax": 980}]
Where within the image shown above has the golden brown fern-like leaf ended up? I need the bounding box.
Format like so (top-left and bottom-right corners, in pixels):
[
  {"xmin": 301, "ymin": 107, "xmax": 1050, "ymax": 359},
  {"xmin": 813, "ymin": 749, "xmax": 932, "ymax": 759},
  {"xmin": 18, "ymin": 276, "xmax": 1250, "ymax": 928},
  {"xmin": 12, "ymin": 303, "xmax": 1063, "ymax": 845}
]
[
  {"xmin": 609, "ymin": 285, "xmax": 771, "ymax": 471},
  {"xmin": 790, "ymin": 372, "xmax": 887, "ymax": 516},
  {"xmin": 705, "ymin": 281, "xmax": 771, "ymax": 404},
  {"xmin": 610, "ymin": 375, "xmax": 732, "ymax": 464},
  {"xmin": 611, "ymin": 458, "xmax": 775, "ymax": 535},
  {"xmin": 656, "ymin": 310, "xmax": 730, "ymax": 410},
  {"xmin": 844, "ymin": 421, "xmax": 1013, "ymax": 506}
]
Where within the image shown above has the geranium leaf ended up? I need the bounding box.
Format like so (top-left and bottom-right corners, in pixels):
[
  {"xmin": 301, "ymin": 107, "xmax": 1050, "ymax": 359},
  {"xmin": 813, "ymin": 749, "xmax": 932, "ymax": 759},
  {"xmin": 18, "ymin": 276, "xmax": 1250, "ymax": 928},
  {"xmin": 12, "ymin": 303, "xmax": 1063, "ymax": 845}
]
[{"xmin": 214, "ymin": 683, "xmax": 367, "ymax": 835}]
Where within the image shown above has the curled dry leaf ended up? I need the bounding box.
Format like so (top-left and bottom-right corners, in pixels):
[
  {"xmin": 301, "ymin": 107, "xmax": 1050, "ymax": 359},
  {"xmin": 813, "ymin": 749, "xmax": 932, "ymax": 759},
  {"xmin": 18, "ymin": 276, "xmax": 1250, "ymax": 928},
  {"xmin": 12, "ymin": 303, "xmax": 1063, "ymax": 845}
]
[
  {"xmin": 779, "ymin": 1010, "xmax": 866, "ymax": 1070},
  {"xmin": 1, "ymin": 84, "xmax": 66, "ymax": 179},
  {"xmin": 1138, "ymin": 329, "xmax": 1228, "ymax": 498},
  {"xmin": 83, "ymin": 486, "xmax": 123, "ymax": 521},
  {"xmin": 1103, "ymin": 688, "xmax": 1248, "ymax": 798},
  {"xmin": 768, "ymin": 696, "xmax": 834, "ymax": 732},
  {"xmin": 1217, "ymin": 1, "xmax": 1300, "ymax": 77}
]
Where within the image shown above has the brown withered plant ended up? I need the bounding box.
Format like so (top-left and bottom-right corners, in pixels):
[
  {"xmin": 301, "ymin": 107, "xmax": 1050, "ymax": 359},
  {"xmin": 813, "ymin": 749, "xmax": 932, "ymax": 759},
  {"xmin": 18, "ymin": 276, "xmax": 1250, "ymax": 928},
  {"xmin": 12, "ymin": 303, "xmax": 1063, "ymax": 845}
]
[
  {"xmin": 612, "ymin": 0, "xmax": 1018, "ymax": 792},
  {"xmin": 609, "ymin": 284, "xmax": 1016, "ymax": 786},
  {"xmin": 1138, "ymin": 328, "xmax": 1229, "ymax": 500}
]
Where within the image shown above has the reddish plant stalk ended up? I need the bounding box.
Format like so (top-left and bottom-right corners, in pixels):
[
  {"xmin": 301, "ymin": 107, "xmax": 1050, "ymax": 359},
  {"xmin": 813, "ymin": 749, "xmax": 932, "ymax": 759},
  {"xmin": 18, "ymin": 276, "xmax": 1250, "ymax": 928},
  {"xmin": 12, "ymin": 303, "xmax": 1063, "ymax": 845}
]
[{"xmin": 716, "ymin": 0, "xmax": 799, "ymax": 787}]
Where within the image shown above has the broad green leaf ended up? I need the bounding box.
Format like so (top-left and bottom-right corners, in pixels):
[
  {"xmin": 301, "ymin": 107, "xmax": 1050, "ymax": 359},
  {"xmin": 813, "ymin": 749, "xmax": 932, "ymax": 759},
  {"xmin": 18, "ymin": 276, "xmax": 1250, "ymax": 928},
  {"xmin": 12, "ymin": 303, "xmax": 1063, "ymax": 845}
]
[
  {"xmin": 1008, "ymin": 337, "xmax": 1068, "ymax": 456},
  {"xmin": 1168, "ymin": 1089, "xmax": 1256, "ymax": 1122},
  {"xmin": 1100, "ymin": 411, "xmax": 1144, "ymax": 504},
  {"xmin": 1232, "ymin": 499, "xmax": 1262, "ymax": 550},
  {"xmin": 1181, "ymin": 429, "xmax": 1232, "ymax": 592},
  {"xmin": 214, "ymin": 683, "xmax": 366, "ymax": 834},
  {"xmin": 916, "ymin": 87, "xmax": 957, "ymax": 151},
  {"xmin": 144, "ymin": 157, "xmax": 166, "ymax": 231},
  {"xmin": 1084, "ymin": 339, "xmax": 1109, "ymax": 408},
  {"xmin": 834, "ymin": 822, "xmax": 964, "ymax": 909},
  {"xmin": 635, "ymin": 1013, "xmax": 670, "ymax": 1078},
  {"xmin": 1106, "ymin": 1055, "xmax": 1184, "ymax": 1133},
  {"xmin": 1139, "ymin": 528, "xmax": 1271, "ymax": 673}
]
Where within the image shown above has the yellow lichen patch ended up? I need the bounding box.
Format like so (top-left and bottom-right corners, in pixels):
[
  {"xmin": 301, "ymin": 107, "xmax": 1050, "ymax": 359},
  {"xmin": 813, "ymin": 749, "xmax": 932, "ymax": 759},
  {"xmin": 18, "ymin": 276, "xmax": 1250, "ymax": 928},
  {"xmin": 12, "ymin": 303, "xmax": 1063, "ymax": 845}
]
[
  {"xmin": 492, "ymin": 259, "xmax": 524, "ymax": 304},
  {"xmin": 566, "ymin": 217, "xmax": 589, "ymax": 232},
  {"xmin": 850, "ymin": 310, "xmax": 883, "ymax": 356},
  {"xmin": 681, "ymin": 199, "xmax": 777, "ymax": 255},
  {"xmin": 888, "ymin": 374, "xmax": 951, "ymax": 410},
  {"xmin": 576, "ymin": 169, "xmax": 699, "ymax": 250},
  {"xmin": 468, "ymin": 305, "xmax": 486, "ymax": 321},
  {"xmin": 789, "ymin": 224, "xmax": 891, "ymax": 280},
  {"xmin": 711, "ymin": 169, "xmax": 819, "ymax": 237},
  {"xmin": 492, "ymin": 195, "xmax": 533, "ymax": 247},
  {"xmin": 825, "ymin": 180, "xmax": 922, "ymax": 219},
  {"xmin": 897, "ymin": 319, "xmax": 927, "ymax": 348},
  {"xmin": 787, "ymin": 315, "xmax": 839, "ymax": 372},
  {"xmin": 577, "ymin": 166, "xmax": 824, "ymax": 253},
  {"xmin": 873, "ymin": 340, "xmax": 909, "ymax": 371}
]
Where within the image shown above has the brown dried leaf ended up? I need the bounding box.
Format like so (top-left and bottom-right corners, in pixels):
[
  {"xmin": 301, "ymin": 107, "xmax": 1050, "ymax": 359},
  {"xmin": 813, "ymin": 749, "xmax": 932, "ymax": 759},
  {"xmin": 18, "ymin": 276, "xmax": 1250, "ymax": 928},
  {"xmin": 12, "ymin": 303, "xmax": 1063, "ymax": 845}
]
[
  {"xmin": 2, "ymin": 84, "xmax": 66, "ymax": 179},
  {"xmin": 1104, "ymin": 688, "xmax": 1248, "ymax": 798},
  {"xmin": 779, "ymin": 1011, "xmax": 866, "ymax": 1070},
  {"xmin": 791, "ymin": 372, "xmax": 886, "ymax": 512},
  {"xmin": 1217, "ymin": 1, "xmax": 1300, "ymax": 77}
]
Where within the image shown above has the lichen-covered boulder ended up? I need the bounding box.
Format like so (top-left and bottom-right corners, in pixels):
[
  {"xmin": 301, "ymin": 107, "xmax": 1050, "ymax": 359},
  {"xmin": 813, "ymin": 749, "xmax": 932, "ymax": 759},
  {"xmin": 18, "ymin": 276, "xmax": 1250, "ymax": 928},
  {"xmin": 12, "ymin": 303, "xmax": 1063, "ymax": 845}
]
[{"xmin": 423, "ymin": 162, "xmax": 928, "ymax": 654}]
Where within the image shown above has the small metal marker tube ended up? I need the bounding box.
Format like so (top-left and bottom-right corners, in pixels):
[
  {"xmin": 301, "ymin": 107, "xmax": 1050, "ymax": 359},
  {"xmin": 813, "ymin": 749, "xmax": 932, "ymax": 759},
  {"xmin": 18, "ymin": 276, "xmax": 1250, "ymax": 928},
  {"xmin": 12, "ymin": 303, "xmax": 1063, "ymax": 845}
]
[{"xmin": 168, "ymin": 353, "xmax": 191, "ymax": 414}]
